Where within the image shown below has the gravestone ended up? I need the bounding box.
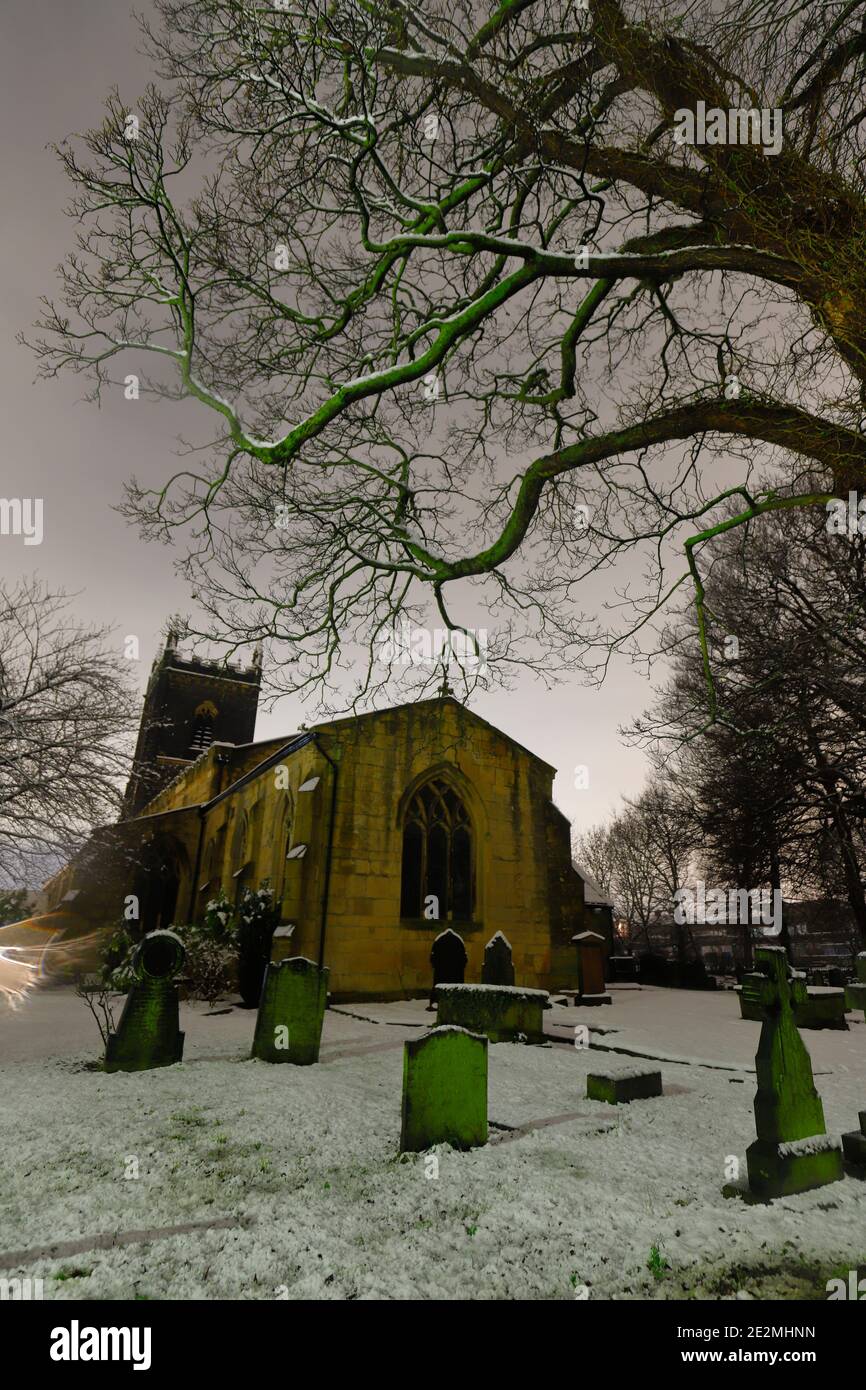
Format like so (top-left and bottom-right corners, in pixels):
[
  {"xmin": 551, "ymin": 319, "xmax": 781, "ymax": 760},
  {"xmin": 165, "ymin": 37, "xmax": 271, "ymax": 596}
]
[
  {"xmin": 104, "ymin": 930, "xmax": 186, "ymax": 1073},
  {"xmin": 571, "ymin": 930, "xmax": 611, "ymax": 1005},
  {"xmin": 435, "ymin": 982, "xmax": 548, "ymax": 1042},
  {"xmin": 400, "ymin": 1025, "xmax": 487, "ymax": 1152},
  {"xmin": 745, "ymin": 946, "xmax": 843, "ymax": 1198},
  {"xmin": 482, "ymin": 932, "xmax": 515, "ymax": 986},
  {"xmin": 609, "ymin": 955, "xmax": 640, "ymax": 983},
  {"xmin": 842, "ymin": 1111, "xmax": 866, "ymax": 1167},
  {"xmin": 846, "ymin": 952, "xmax": 866, "ymax": 1014},
  {"xmin": 741, "ymin": 969, "xmax": 848, "ymax": 1029},
  {"xmin": 790, "ymin": 979, "xmax": 848, "ymax": 1030},
  {"xmin": 237, "ymin": 916, "xmax": 277, "ymax": 1009},
  {"xmin": 587, "ymin": 1067, "xmax": 662, "ymax": 1104},
  {"xmin": 251, "ymin": 956, "xmax": 329, "ymax": 1064},
  {"xmin": 429, "ymin": 929, "xmax": 467, "ymax": 1005}
]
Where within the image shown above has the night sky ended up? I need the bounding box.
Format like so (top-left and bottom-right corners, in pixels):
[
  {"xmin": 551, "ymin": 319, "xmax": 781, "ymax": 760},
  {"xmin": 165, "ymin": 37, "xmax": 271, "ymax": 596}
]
[{"xmin": 0, "ymin": 0, "xmax": 655, "ymax": 832}]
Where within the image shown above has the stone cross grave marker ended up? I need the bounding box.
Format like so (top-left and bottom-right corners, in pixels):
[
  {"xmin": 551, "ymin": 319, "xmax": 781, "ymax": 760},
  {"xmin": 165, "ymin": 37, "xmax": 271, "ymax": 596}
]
[
  {"xmin": 745, "ymin": 946, "xmax": 842, "ymax": 1198},
  {"xmin": 251, "ymin": 956, "xmax": 329, "ymax": 1064}
]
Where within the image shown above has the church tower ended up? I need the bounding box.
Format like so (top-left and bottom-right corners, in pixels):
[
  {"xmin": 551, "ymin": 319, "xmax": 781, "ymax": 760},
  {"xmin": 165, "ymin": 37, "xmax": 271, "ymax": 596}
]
[{"xmin": 122, "ymin": 624, "xmax": 262, "ymax": 816}]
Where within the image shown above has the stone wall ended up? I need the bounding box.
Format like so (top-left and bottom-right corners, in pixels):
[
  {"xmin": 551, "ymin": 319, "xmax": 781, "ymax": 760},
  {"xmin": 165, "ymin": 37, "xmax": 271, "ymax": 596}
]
[{"xmin": 44, "ymin": 697, "xmax": 589, "ymax": 1000}]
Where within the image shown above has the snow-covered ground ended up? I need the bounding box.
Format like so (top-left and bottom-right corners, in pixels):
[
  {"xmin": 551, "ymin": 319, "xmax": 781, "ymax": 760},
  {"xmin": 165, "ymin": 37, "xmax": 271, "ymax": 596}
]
[{"xmin": 1, "ymin": 984, "xmax": 864, "ymax": 1300}]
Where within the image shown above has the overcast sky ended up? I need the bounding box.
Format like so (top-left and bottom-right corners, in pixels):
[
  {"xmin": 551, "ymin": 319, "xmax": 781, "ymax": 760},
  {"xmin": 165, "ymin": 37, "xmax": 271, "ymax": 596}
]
[{"xmin": 0, "ymin": 0, "xmax": 655, "ymax": 835}]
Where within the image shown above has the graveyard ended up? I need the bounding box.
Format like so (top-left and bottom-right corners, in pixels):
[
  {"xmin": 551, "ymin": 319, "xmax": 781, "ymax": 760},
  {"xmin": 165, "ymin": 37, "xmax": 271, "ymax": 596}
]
[
  {"xmin": 2, "ymin": 966, "xmax": 866, "ymax": 1301},
  {"xmin": 4, "ymin": 0, "xmax": 866, "ymax": 1334}
]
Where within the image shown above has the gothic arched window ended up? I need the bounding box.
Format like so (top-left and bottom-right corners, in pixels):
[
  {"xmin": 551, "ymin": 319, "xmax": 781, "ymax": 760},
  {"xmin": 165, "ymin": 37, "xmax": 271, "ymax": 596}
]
[
  {"xmin": 277, "ymin": 792, "xmax": 296, "ymax": 898},
  {"xmin": 400, "ymin": 778, "xmax": 474, "ymax": 921},
  {"xmin": 230, "ymin": 810, "xmax": 253, "ymax": 905}
]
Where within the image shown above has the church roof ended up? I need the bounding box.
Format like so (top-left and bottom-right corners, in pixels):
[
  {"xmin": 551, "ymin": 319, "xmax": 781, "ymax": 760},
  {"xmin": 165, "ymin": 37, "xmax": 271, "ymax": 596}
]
[
  {"xmin": 572, "ymin": 863, "xmax": 615, "ymax": 908},
  {"xmin": 130, "ymin": 695, "xmax": 556, "ymax": 821},
  {"xmin": 199, "ymin": 694, "xmax": 556, "ymax": 774},
  {"xmin": 308, "ymin": 695, "xmax": 557, "ymax": 774}
]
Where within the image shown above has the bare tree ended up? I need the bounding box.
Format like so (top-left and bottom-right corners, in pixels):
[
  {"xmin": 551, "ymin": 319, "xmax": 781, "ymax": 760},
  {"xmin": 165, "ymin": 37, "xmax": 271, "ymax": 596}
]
[
  {"xmin": 0, "ymin": 579, "xmax": 137, "ymax": 886},
  {"xmin": 23, "ymin": 0, "xmax": 866, "ymax": 710},
  {"xmin": 624, "ymin": 779, "xmax": 698, "ymax": 959},
  {"xmin": 609, "ymin": 804, "xmax": 666, "ymax": 950},
  {"xmin": 577, "ymin": 802, "xmax": 668, "ymax": 948},
  {"xmin": 633, "ymin": 494, "xmax": 866, "ymax": 945},
  {"xmin": 573, "ymin": 822, "xmax": 617, "ymax": 898}
]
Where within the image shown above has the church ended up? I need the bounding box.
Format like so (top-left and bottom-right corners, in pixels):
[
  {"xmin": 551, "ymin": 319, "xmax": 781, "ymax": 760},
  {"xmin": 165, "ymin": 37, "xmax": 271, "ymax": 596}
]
[{"xmin": 38, "ymin": 631, "xmax": 598, "ymax": 1001}]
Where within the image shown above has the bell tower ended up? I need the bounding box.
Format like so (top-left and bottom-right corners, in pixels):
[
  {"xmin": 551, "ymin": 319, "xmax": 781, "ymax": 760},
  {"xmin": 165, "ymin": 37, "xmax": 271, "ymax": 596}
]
[{"xmin": 122, "ymin": 624, "xmax": 262, "ymax": 816}]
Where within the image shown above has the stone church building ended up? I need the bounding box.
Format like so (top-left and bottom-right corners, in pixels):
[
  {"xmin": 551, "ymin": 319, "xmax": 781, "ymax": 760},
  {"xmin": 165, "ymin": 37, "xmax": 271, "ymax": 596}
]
[{"xmin": 41, "ymin": 633, "xmax": 595, "ymax": 1000}]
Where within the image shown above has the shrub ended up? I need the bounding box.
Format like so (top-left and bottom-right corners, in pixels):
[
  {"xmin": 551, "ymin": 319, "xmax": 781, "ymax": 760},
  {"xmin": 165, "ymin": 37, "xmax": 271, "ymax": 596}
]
[{"xmin": 235, "ymin": 885, "xmax": 280, "ymax": 1008}]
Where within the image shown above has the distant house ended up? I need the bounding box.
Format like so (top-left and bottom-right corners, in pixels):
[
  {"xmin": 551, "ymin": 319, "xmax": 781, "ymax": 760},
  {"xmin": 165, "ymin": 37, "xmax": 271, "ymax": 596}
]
[
  {"xmin": 632, "ymin": 899, "xmax": 860, "ymax": 972},
  {"xmin": 785, "ymin": 900, "xmax": 860, "ymax": 967}
]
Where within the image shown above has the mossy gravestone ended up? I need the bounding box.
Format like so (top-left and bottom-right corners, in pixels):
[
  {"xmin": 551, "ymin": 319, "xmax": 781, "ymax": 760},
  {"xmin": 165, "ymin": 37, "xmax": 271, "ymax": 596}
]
[
  {"xmin": 104, "ymin": 930, "xmax": 185, "ymax": 1073},
  {"xmin": 482, "ymin": 932, "xmax": 515, "ymax": 986},
  {"xmin": 251, "ymin": 956, "xmax": 328, "ymax": 1064},
  {"xmin": 400, "ymin": 1025, "xmax": 487, "ymax": 1152},
  {"xmin": 746, "ymin": 946, "xmax": 842, "ymax": 1199},
  {"xmin": 435, "ymin": 982, "xmax": 548, "ymax": 1043}
]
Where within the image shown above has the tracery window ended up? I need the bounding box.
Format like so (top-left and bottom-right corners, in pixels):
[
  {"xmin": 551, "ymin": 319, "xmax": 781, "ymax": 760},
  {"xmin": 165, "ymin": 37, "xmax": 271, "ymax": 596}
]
[{"xmin": 400, "ymin": 778, "xmax": 473, "ymax": 920}]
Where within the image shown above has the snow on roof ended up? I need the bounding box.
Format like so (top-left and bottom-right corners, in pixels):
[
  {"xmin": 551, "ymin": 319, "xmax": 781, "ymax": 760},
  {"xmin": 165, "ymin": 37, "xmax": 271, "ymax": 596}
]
[{"xmin": 572, "ymin": 862, "xmax": 615, "ymax": 907}]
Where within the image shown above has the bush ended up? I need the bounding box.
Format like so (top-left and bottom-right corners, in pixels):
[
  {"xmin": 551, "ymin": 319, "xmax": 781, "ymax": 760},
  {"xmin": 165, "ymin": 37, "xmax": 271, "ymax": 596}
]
[
  {"xmin": 176, "ymin": 923, "xmax": 237, "ymax": 1006},
  {"xmin": 89, "ymin": 886, "xmax": 279, "ymax": 1009},
  {"xmin": 235, "ymin": 885, "xmax": 280, "ymax": 1008},
  {"xmin": 175, "ymin": 891, "xmax": 239, "ymax": 1005}
]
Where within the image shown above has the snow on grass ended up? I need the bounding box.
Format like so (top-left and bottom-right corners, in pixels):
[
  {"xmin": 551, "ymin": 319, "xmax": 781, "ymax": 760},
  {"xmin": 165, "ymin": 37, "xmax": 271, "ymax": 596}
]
[{"xmin": 1, "ymin": 992, "xmax": 865, "ymax": 1299}]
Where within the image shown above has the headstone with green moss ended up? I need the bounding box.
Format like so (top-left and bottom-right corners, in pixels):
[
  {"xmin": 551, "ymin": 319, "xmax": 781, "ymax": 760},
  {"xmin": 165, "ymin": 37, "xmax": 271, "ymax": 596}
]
[
  {"xmin": 104, "ymin": 930, "xmax": 186, "ymax": 1073},
  {"xmin": 746, "ymin": 946, "xmax": 842, "ymax": 1198},
  {"xmin": 435, "ymin": 982, "xmax": 547, "ymax": 1042},
  {"xmin": 251, "ymin": 956, "xmax": 328, "ymax": 1064},
  {"xmin": 400, "ymin": 1025, "xmax": 487, "ymax": 1152}
]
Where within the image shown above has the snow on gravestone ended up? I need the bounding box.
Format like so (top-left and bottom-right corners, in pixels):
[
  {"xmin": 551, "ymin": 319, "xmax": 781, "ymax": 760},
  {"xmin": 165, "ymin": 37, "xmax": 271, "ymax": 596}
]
[
  {"xmin": 104, "ymin": 930, "xmax": 186, "ymax": 1074},
  {"xmin": 586, "ymin": 1066, "xmax": 663, "ymax": 1104},
  {"xmin": 746, "ymin": 946, "xmax": 842, "ymax": 1199},
  {"xmin": 435, "ymin": 982, "xmax": 548, "ymax": 1043},
  {"xmin": 481, "ymin": 932, "xmax": 515, "ymax": 986},
  {"xmin": 430, "ymin": 929, "xmax": 467, "ymax": 987},
  {"xmin": 251, "ymin": 956, "xmax": 329, "ymax": 1065},
  {"xmin": 400, "ymin": 1025, "xmax": 488, "ymax": 1152}
]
